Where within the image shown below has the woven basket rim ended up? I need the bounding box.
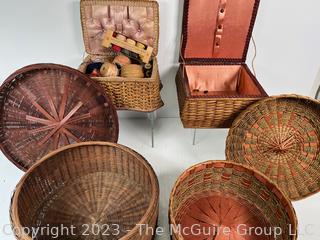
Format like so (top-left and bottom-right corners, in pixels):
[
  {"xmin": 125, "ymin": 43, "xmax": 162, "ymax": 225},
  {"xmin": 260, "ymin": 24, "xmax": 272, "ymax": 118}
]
[
  {"xmin": 168, "ymin": 160, "xmax": 298, "ymax": 240},
  {"xmin": 0, "ymin": 63, "xmax": 119, "ymax": 171},
  {"xmin": 226, "ymin": 94, "xmax": 320, "ymax": 201},
  {"xmin": 80, "ymin": 0, "xmax": 160, "ymax": 56},
  {"xmin": 10, "ymin": 141, "xmax": 159, "ymax": 240}
]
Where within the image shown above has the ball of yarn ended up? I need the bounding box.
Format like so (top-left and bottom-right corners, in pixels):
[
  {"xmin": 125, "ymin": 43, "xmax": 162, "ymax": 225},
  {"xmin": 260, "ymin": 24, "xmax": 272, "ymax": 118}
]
[
  {"xmin": 113, "ymin": 55, "xmax": 131, "ymax": 67},
  {"xmin": 121, "ymin": 64, "xmax": 144, "ymax": 78},
  {"xmin": 100, "ymin": 62, "xmax": 119, "ymax": 77}
]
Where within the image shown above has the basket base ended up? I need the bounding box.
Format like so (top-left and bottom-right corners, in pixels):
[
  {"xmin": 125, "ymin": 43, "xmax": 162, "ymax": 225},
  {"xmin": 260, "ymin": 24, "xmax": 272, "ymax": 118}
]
[
  {"xmin": 178, "ymin": 194, "xmax": 271, "ymax": 240},
  {"xmin": 30, "ymin": 172, "xmax": 150, "ymax": 240}
]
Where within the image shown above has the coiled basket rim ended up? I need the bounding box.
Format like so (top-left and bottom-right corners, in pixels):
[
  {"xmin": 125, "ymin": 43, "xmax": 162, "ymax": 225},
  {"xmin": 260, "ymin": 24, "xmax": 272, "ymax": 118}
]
[
  {"xmin": 10, "ymin": 141, "xmax": 159, "ymax": 240},
  {"xmin": 226, "ymin": 94, "xmax": 320, "ymax": 201}
]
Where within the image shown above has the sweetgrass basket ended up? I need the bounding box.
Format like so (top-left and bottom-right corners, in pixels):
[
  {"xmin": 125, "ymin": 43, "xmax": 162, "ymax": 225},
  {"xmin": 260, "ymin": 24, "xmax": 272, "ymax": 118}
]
[
  {"xmin": 10, "ymin": 142, "xmax": 159, "ymax": 240},
  {"xmin": 226, "ymin": 94, "xmax": 320, "ymax": 201},
  {"xmin": 169, "ymin": 161, "xmax": 297, "ymax": 240},
  {"xmin": 0, "ymin": 64, "xmax": 119, "ymax": 171}
]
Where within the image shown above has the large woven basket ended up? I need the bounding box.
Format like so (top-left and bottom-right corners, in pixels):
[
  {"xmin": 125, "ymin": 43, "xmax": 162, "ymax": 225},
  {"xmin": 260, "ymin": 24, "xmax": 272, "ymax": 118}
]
[
  {"xmin": 0, "ymin": 64, "xmax": 119, "ymax": 171},
  {"xmin": 79, "ymin": 0, "xmax": 164, "ymax": 112},
  {"xmin": 169, "ymin": 161, "xmax": 297, "ymax": 240},
  {"xmin": 226, "ymin": 94, "xmax": 320, "ymax": 201},
  {"xmin": 11, "ymin": 142, "xmax": 159, "ymax": 240}
]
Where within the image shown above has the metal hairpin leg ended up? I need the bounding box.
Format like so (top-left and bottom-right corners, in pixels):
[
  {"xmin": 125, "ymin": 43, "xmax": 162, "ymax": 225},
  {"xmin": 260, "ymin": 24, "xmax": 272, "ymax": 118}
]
[
  {"xmin": 147, "ymin": 111, "xmax": 156, "ymax": 148},
  {"xmin": 193, "ymin": 129, "xmax": 197, "ymax": 145}
]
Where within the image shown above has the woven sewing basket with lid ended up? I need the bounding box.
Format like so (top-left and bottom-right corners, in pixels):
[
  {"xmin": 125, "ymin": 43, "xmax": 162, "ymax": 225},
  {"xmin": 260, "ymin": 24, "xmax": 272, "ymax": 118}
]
[
  {"xmin": 10, "ymin": 142, "xmax": 159, "ymax": 240},
  {"xmin": 226, "ymin": 94, "xmax": 320, "ymax": 201},
  {"xmin": 79, "ymin": 0, "xmax": 163, "ymax": 112},
  {"xmin": 176, "ymin": 0, "xmax": 267, "ymax": 128},
  {"xmin": 169, "ymin": 161, "xmax": 297, "ymax": 240},
  {"xmin": 0, "ymin": 63, "xmax": 119, "ymax": 171}
]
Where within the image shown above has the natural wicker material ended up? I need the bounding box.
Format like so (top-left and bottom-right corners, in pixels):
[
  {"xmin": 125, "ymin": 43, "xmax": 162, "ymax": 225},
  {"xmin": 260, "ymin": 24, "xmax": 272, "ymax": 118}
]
[
  {"xmin": 80, "ymin": 56, "xmax": 163, "ymax": 111},
  {"xmin": 176, "ymin": 0, "xmax": 268, "ymax": 128},
  {"xmin": 176, "ymin": 65, "xmax": 266, "ymax": 128},
  {"xmin": 226, "ymin": 95, "xmax": 320, "ymax": 201},
  {"xmin": 11, "ymin": 142, "xmax": 159, "ymax": 240},
  {"xmin": 79, "ymin": 0, "xmax": 163, "ymax": 112},
  {"xmin": 169, "ymin": 161, "xmax": 297, "ymax": 240},
  {"xmin": 0, "ymin": 64, "xmax": 119, "ymax": 171}
]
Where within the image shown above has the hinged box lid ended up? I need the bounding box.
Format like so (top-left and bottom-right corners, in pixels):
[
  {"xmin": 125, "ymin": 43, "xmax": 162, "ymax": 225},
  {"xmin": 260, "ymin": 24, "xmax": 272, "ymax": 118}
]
[
  {"xmin": 180, "ymin": 0, "xmax": 260, "ymax": 63},
  {"xmin": 80, "ymin": 0, "xmax": 159, "ymax": 56}
]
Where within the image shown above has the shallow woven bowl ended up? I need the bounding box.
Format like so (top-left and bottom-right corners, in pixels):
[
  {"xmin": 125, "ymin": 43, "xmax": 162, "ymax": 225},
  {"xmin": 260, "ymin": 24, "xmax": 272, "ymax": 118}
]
[
  {"xmin": 226, "ymin": 94, "xmax": 320, "ymax": 201},
  {"xmin": 169, "ymin": 161, "xmax": 297, "ymax": 240},
  {"xmin": 0, "ymin": 64, "xmax": 119, "ymax": 171},
  {"xmin": 11, "ymin": 142, "xmax": 159, "ymax": 240}
]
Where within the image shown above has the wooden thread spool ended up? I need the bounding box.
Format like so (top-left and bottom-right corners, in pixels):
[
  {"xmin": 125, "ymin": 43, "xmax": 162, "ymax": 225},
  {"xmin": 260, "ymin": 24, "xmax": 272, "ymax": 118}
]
[
  {"xmin": 136, "ymin": 42, "xmax": 146, "ymax": 49},
  {"xmin": 126, "ymin": 38, "xmax": 137, "ymax": 46},
  {"xmin": 144, "ymin": 63, "xmax": 152, "ymax": 70},
  {"xmin": 100, "ymin": 62, "xmax": 119, "ymax": 77},
  {"xmin": 113, "ymin": 55, "xmax": 131, "ymax": 67},
  {"xmin": 116, "ymin": 33, "xmax": 127, "ymax": 41},
  {"xmin": 121, "ymin": 64, "xmax": 144, "ymax": 78}
]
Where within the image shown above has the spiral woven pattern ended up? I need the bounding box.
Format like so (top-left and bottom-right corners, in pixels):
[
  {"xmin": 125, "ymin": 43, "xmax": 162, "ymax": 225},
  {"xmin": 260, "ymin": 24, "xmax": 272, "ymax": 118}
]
[
  {"xmin": 169, "ymin": 161, "xmax": 297, "ymax": 240},
  {"xmin": 226, "ymin": 95, "xmax": 320, "ymax": 201},
  {"xmin": 10, "ymin": 142, "xmax": 159, "ymax": 240},
  {"xmin": 0, "ymin": 64, "xmax": 119, "ymax": 171}
]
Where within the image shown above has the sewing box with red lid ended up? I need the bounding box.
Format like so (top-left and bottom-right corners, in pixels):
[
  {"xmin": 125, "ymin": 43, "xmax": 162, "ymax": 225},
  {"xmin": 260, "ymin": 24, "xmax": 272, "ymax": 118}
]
[{"xmin": 176, "ymin": 0, "xmax": 268, "ymax": 128}]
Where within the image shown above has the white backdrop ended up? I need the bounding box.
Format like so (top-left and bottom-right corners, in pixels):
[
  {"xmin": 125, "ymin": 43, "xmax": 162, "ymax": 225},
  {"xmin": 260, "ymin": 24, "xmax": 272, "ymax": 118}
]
[{"xmin": 0, "ymin": 0, "xmax": 320, "ymax": 118}]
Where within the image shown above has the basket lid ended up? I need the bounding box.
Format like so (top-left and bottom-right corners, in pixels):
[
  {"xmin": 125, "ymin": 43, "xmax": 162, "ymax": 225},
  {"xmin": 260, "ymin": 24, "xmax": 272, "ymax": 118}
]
[
  {"xmin": 180, "ymin": 0, "xmax": 260, "ymax": 63},
  {"xmin": 226, "ymin": 94, "xmax": 320, "ymax": 201},
  {"xmin": 80, "ymin": 0, "xmax": 159, "ymax": 56},
  {"xmin": 0, "ymin": 63, "xmax": 119, "ymax": 171}
]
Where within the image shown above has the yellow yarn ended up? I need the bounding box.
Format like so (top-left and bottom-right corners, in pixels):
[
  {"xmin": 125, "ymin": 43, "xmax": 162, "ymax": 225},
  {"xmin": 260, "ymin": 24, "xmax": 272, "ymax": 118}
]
[
  {"xmin": 126, "ymin": 38, "xmax": 137, "ymax": 46},
  {"xmin": 136, "ymin": 42, "xmax": 146, "ymax": 49},
  {"xmin": 116, "ymin": 33, "xmax": 127, "ymax": 41},
  {"xmin": 121, "ymin": 64, "xmax": 144, "ymax": 78}
]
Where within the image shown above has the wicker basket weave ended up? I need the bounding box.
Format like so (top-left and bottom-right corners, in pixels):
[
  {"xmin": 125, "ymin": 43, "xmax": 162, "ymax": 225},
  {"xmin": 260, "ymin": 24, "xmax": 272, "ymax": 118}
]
[
  {"xmin": 79, "ymin": 0, "xmax": 164, "ymax": 112},
  {"xmin": 176, "ymin": 66, "xmax": 267, "ymax": 128},
  {"xmin": 0, "ymin": 64, "xmax": 119, "ymax": 171},
  {"xmin": 79, "ymin": 56, "xmax": 163, "ymax": 112},
  {"xmin": 226, "ymin": 94, "xmax": 320, "ymax": 201},
  {"xmin": 10, "ymin": 142, "xmax": 159, "ymax": 240},
  {"xmin": 169, "ymin": 161, "xmax": 297, "ymax": 240},
  {"xmin": 176, "ymin": 0, "xmax": 268, "ymax": 128}
]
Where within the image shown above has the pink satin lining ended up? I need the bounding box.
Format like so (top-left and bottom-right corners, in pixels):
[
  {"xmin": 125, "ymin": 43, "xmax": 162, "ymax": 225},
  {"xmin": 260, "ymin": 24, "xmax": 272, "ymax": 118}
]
[
  {"xmin": 184, "ymin": 0, "xmax": 255, "ymax": 59},
  {"xmin": 186, "ymin": 65, "xmax": 262, "ymax": 96},
  {"xmin": 84, "ymin": 5, "xmax": 155, "ymax": 54}
]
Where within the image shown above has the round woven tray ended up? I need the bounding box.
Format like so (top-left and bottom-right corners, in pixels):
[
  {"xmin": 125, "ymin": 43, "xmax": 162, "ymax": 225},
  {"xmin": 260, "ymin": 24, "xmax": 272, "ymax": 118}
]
[
  {"xmin": 226, "ymin": 95, "xmax": 320, "ymax": 201},
  {"xmin": 0, "ymin": 64, "xmax": 119, "ymax": 171},
  {"xmin": 11, "ymin": 142, "xmax": 159, "ymax": 240},
  {"xmin": 169, "ymin": 161, "xmax": 297, "ymax": 240}
]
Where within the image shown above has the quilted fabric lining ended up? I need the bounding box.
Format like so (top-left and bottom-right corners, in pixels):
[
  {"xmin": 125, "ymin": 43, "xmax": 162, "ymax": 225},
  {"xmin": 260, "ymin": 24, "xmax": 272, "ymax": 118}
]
[{"xmin": 81, "ymin": 0, "xmax": 159, "ymax": 55}]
